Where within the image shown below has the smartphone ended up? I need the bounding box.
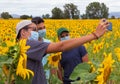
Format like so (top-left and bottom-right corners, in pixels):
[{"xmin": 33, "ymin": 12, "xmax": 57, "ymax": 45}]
[
  {"xmin": 103, "ymin": 20, "xmax": 112, "ymax": 31},
  {"xmin": 107, "ymin": 22, "xmax": 112, "ymax": 31}
]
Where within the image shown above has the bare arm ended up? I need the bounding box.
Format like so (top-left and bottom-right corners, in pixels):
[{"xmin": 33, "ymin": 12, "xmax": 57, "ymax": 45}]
[
  {"xmin": 82, "ymin": 54, "xmax": 89, "ymax": 62},
  {"xmin": 46, "ymin": 34, "xmax": 95, "ymax": 53},
  {"xmin": 46, "ymin": 19, "xmax": 109, "ymax": 53},
  {"xmin": 57, "ymin": 63, "xmax": 63, "ymax": 81}
]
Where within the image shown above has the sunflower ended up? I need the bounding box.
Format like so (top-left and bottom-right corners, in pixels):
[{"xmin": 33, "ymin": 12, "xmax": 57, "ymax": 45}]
[
  {"xmin": 16, "ymin": 39, "xmax": 34, "ymax": 79},
  {"xmin": 88, "ymin": 61, "xmax": 96, "ymax": 73},
  {"xmin": 114, "ymin": 48, "xmax": 120, "ymax": 61},
  {"xmin": 93, "ymin": 43, "xmax": 98, "ymax": 54},
  {"xmin": 47, "ymin": 52, "xmax": 61, "ymax": 68},
  {"xmin": 95, "ymin": 53, "xmax": 114, "ymax": 84}
]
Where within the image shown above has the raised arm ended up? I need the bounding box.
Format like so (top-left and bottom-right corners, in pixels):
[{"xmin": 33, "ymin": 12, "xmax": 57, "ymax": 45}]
[{"xmin": 46, "ymin": 19, "xmax": 109, "ymax": 53}]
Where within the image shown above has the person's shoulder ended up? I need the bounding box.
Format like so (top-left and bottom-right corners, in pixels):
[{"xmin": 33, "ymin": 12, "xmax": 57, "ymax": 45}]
[
  {"xmin": 27, "ymin": 40, "xmax": 48, "ymax": 46},
  {"xmin": 78, "ymin": 45, "xmax": 86, "ymax": 50},
  {"xmin": 27, "ymin": 40, "xmax": 40, "ymax": 44}
]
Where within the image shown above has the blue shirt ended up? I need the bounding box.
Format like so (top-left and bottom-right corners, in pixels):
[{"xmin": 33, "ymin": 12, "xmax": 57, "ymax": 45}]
[
  {"xmin": 42, "ymin": 38, "xmax": 51, "ymax": 80},
  {"xmin": 60, "ymin": 46, "xmax": 87, "ymax": 84}
]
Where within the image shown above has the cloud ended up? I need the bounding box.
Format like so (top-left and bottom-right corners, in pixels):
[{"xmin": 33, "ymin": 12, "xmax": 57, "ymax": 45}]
[{"xmin": 0, "ymin": 0, "xmax": 120, "ymax": 16}]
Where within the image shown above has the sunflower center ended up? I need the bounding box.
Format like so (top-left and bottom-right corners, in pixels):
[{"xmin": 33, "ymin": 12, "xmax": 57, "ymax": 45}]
[{"xmin": 52, "ymin": 55, "xmax": 59, "ymax": 62}]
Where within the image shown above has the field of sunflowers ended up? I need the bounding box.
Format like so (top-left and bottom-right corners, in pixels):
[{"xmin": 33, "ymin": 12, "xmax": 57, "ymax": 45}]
[{"xmin": 0, "ymin": 19, "xmax": 120, "ymax": 84}]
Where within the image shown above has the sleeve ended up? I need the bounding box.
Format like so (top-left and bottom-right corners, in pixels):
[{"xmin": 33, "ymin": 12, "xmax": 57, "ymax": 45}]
[
  {"xmin": 26, "ymin": 40, "xmax": 50, "ymax": 61},
  {"xmin": 79, "ymin": 46, "xmax": 88, "ymax": 57}
]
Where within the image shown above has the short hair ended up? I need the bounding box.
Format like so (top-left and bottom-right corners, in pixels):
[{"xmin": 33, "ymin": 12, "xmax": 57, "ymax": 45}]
[{"xmin": 32, "ymin": 17, "xmax": 44, "ymax": 25}]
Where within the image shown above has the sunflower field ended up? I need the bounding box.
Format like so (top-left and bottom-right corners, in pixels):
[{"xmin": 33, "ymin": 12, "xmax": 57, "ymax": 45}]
[{"xmin": 0, "ymin": 19, "xmax": 120, "ymax": 84}]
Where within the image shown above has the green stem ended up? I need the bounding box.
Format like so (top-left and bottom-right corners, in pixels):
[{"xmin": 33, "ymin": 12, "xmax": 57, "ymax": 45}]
[{"xmin": 7, "ymin": 65, "xmax": 13, "ymax": 84}]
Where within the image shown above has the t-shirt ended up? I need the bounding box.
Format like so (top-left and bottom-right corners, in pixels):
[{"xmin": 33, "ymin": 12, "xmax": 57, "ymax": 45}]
[
  {"xmin": 60, "ymin": 46, "xmax": 87, "ymax": 84},
  {"xmin": 42, "ymin": 38, "xmax": 51, "ymax": 66},
  {"xmin": 26, "ymin": 40, "xmax": 50, "ymax": 84}
]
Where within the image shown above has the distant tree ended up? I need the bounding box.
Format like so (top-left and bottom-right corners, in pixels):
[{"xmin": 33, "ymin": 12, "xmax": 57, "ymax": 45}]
[
  {"xmin": 63, "ymin": 3, "xmax": 80, "ymax": 19},
  {"xmin": 51, "ymin": 7, "xmax": 63, "ymax": 19},
  {"xmin": 1, "ymin": 12, "xmax": 11, "ymax": 19},
  {"xmin": 45, "ymin": 14, "xmax": 50, "ymax": 19},
  {"xmin": 86, "ymin": 2, "xmax": 109, "ymax": 19},
  {"xmin": 9, "ymin": 15, "xmax": 13, "ymax": 18},
  {"xmin": 111, "ymin": 15, "xmax": 115, "ymax": 19},
  {"xmin": 30, "ymin": 15, "xmax": 32, "ymax": 18},
  {"xmin": 81, "ymin": 14, "xmax": 87, "ymax": 19},
  {"xmin": 20, "ymin": 15, "xmax": 30, "ymax": 19},
  {"xmin": 42, "ymin": 14, "xmax": 50, "ymax": 19},
  {"xmin": 42, "ymin": 15, "xmax": 45, "ymax": 18}
]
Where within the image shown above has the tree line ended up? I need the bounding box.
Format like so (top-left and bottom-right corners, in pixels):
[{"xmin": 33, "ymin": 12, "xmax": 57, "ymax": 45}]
[{"xmin": 0, "ymin": 2, "xmax": 117, "ymax": 19}]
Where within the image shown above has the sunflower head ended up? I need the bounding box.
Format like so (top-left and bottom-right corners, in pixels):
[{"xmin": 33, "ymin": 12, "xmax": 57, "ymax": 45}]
[{"xmin": 48, "ymin": 52, "xmax": 61, "ymax": 68}]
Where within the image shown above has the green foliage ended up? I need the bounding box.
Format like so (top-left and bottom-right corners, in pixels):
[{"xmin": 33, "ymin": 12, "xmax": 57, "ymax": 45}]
[
  {"xmin": 1, "ymin": 12, "xmax": 12, "ymax": 19},
  {"xmin": 14, "ymin": 74, "xmax": 32, "ymax": 84},
  {"xmin": 51, "ymin": 7, "xmax": 64, "ymax": 19},
  {"xmin": 51, "ymin": 3, "xmax": 80, "ymax": 19},
  {"xmin": 49, "ymin": 74, "xmax": 62, "ymax": 84},
  {"xmin": 86, "ymin": 2, "xmax": 109, "ymax": 19},
  {"xmin": 20, "ymin": 15, "xmax": 30, "ymax": 19},
  {"xmin": 63, "ymin": 3, "xmax": 80, "ymax": 19},
  {"xmin": 70, "ymin": 63, "xmax": 97, "ymax": 83},
  {"xmin": 111, "ymin": 16, "xmax": 116, "ymax": 19},
  {"xmin": 81, "ymin": 14, "xmax": 87, "ymax": 19},
  {"xmin": 42, "ymin": 14, "xmax": 50, "ymax": 19},
  {"xmin": 0, "ymin": 44, "xmax": 20, "ymax": 84},
  {"xmin": 0, "ymin": 68, "xmax": 6, "ymax": 84}
]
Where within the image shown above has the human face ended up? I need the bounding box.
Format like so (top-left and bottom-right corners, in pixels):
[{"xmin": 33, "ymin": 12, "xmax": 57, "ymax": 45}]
[
  {"xmin": 58, "ymin": 32, "xmax": 70, "ymax": 41},
  {"xmin": 20, "ymin": 23, "xmax": 37, "ymax": 39},
  {"xmin": 37, "ymin": 22, "xmax": 45, "ymax": 31},
  {"xmin": 37, "ymin": 22, "xmax": 46, "ymax": 38}
]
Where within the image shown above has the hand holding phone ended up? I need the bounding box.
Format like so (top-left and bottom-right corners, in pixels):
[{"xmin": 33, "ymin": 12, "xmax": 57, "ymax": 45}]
[{"xmin": 103, "ymin": 19, "xmax": 112, "ymax": 31}]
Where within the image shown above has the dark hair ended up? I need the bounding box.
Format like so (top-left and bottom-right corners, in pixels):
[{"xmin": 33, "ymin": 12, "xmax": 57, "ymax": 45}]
[
  {"xmin": 32, "ymin": 17, "xmax": 44, "ymax": 25},
  {"xmin": 16, "ymin": 25, "xmax": 29, "ymax": 40}
]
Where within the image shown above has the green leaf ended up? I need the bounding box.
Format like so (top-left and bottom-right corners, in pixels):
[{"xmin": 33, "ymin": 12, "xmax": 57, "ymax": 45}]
[
  {"xmin": 14, "ymin": 74, "xmax": 33, "ymax": 84},
  {"xmin": 0, "ymin": 56, "xmax": 13, "ymax": 66},
  {"xmin": 70, "ymin": 62, "xmax": 91, "ymax": 79},
  {"xmin": 70, "ymin": 62, "xmax": 97, "ymax": 83},
  {"xmin": 44, "ymin": 61, "xmax": 50, "ymax": 70},
  {"xmin": 84, "ymin": 73, "xmax": 97, "ymax": 82},
  {"xmin": 0, "ymin": 55, "xmax": 9, "ymax": 61},
  {"xmin": 49, "ymin": 74, "xmax": 62, "ymax": 84}
]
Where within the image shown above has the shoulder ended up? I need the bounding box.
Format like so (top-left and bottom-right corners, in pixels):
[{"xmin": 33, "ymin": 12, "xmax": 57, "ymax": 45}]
[
  {"xmin": 77, "ymin": 45, "xmax": 88, "ymax": 55},
  {"xmin": 78, "ymin": 45, "xmax": 86, "ymax": 50},
  {"xmin": 27, "ymin": 40, "xmax": 41, "ymax": 45},
  {"xmin": 27, "ymin": 40, "xmax": 50, "ymax": 47}
]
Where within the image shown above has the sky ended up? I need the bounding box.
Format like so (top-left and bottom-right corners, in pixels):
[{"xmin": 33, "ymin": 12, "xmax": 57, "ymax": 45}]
[{"xmin": 0, "ymin": 0, "xmax": 120, "ymax": 16}]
